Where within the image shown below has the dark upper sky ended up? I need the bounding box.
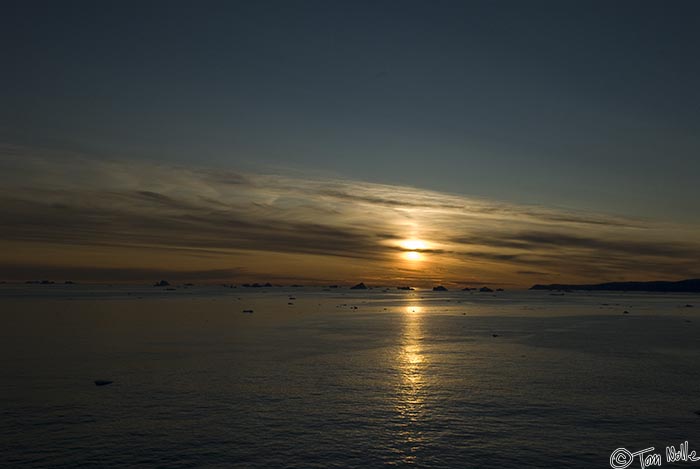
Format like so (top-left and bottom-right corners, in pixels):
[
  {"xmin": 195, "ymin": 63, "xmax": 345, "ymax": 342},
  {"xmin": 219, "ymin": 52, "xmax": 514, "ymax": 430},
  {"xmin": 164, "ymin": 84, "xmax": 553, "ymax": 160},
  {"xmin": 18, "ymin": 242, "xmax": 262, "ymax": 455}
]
[{"xmin": 3, "ymin": 0, "xmax": 700, "ymax": 222}]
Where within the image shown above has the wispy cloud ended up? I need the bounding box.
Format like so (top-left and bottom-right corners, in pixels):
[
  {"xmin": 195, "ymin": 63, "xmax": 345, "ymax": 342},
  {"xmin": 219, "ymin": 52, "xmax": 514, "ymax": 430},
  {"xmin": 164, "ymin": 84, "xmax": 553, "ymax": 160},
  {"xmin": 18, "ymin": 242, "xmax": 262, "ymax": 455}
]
[{"xmin": 0, "ymin": 144, "xmax": 698, "ymax": 285}]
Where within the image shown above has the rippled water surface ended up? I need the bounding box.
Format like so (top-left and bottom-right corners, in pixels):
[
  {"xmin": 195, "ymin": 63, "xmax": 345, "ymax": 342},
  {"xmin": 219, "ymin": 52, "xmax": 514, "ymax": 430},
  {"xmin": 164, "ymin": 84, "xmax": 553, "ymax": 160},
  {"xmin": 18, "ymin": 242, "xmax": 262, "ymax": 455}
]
[{"xmin": 2, "ymin": 285, "xmax": 700, "ymax": 468}]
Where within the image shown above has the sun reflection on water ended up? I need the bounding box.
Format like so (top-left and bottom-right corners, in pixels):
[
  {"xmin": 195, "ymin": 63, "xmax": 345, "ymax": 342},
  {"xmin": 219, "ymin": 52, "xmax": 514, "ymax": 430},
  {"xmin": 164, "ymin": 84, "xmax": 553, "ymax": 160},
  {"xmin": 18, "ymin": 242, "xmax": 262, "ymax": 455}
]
[
  {"xmin": 394, "ymin": 303, "xmax": 427, "ymax": 463},
  {"xmin": 405, "ymin": 305, "xmax": 423, "ymax": 314}
]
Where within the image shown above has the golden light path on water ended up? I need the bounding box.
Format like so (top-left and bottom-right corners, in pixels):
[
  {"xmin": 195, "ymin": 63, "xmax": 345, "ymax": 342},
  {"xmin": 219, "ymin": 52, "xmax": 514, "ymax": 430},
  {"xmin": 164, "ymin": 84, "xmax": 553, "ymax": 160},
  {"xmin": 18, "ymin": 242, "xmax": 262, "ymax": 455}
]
[{"xmin": 395, "ymin": 303, "xmax": 427, "ymax": 463}]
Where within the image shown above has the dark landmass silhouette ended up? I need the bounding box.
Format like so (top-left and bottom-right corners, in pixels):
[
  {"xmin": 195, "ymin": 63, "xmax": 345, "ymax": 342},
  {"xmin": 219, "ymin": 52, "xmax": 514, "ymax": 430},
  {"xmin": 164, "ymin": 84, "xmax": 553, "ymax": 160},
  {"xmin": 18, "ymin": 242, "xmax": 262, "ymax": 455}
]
[
  {"xmin": 433, "ymin": 285, "xmax": 448, "ymax": 291},
  {"xmin": 530, "ymin": 279, "xmax": 700, "ymax": 292},
  {"xmin": 480, "ymin": 287, "xmax": 494, "ymax": 292},
  {"xmin": 350, "ymin": 282, "xmax": 368, "ymax": 290}
]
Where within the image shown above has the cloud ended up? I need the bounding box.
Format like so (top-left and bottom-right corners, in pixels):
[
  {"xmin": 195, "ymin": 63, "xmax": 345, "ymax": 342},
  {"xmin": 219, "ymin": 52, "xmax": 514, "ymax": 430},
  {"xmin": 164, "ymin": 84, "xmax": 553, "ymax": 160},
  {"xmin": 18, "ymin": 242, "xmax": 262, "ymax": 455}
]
[
  {"xmin": 0, "ymin": 191, "xmax": 394, "ymax": 261},
  {"xmin": 455, "ymin": 231, "xmax": 699, "ymax": 259},
  {"xmin": 452, "ymin": 229, "xmax": 700, "ymax": 278},
  {"xmin": 0, "ymin": 144, "xmax": 698, "ymax": 285},
  {"xmin": 0, "ymin": 264, "xmax": 247, "ymax": 283}
]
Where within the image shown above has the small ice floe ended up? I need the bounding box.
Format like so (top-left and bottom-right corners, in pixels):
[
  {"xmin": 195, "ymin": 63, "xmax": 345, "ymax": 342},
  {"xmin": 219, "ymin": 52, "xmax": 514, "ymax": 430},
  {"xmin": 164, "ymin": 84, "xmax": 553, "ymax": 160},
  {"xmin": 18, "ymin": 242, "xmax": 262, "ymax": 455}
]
[
  {"xmin": 94, "ymin": 380, "xmax": 113, "ymax": 386},
  {"xmin": 242, "ymin": 309, "xmax": 254, "ymax": 314}
]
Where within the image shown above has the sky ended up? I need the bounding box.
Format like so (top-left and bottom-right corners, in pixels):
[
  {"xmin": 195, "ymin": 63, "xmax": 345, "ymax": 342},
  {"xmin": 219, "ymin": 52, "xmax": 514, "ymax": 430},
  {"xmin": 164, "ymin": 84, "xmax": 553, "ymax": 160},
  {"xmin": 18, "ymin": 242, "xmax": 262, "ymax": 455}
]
[{"xmin": 1, "ymin": 1, "xmax": 699, "ymax": 287}]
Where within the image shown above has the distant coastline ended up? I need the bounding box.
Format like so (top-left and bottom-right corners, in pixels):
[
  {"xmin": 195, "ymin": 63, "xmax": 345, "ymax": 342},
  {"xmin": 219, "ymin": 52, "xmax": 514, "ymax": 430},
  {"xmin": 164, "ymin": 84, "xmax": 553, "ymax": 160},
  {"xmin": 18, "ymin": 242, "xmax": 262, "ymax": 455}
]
[{"xmin": 530, "ymin": 279, "xmax": 700, "ymax": 293}]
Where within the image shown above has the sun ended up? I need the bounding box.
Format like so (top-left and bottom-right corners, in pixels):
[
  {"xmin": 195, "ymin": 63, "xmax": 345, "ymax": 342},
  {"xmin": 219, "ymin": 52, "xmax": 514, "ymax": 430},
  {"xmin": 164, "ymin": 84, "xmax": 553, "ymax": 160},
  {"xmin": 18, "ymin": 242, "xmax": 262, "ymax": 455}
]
[
  {"xmin": 402, "ymin": 239, "xmax": 427, "ymax": 261},
  {"xmin": 405, "ymin": 251, "xmax": 421, "ymax": 260}
]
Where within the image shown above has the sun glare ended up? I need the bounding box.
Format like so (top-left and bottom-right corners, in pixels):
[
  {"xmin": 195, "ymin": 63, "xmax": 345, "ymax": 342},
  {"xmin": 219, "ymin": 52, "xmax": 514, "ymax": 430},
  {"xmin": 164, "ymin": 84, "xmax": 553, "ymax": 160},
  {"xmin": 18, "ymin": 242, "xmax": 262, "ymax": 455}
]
[
  {"xmin": 403, "ymin": 239, "xmax": 427, "ymax": 251},
  {"xmin": 402, "ymin": 239, "xmax": 427, "ymax": 261},
  {"xmin": 405, "ymin": 251, "xmax": 421, "ymax": 260}
]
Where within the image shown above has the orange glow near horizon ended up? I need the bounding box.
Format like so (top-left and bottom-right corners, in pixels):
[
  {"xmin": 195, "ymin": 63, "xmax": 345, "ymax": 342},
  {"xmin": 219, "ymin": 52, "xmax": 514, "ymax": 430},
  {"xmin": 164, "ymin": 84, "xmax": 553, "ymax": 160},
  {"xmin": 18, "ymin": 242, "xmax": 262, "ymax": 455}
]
[{"xmin": 2, "ymin": 154, "xmax": 696, "ymax": 289}]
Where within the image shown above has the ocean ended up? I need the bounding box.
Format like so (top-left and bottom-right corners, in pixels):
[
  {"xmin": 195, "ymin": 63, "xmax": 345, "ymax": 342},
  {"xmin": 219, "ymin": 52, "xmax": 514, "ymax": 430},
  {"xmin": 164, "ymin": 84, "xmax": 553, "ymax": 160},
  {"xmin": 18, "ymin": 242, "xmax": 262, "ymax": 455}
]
[{"xmin": 2, "ymin": 285, "xmax": 700, "ymax": 468}]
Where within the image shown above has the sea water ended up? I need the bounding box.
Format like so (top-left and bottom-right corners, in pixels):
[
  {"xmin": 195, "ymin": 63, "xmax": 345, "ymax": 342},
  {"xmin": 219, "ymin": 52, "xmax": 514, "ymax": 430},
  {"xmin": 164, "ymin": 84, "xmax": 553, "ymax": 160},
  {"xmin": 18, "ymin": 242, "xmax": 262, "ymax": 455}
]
[{"xmin": 2, "ymin": 285, "xmax": 700, "ymax": 468}]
